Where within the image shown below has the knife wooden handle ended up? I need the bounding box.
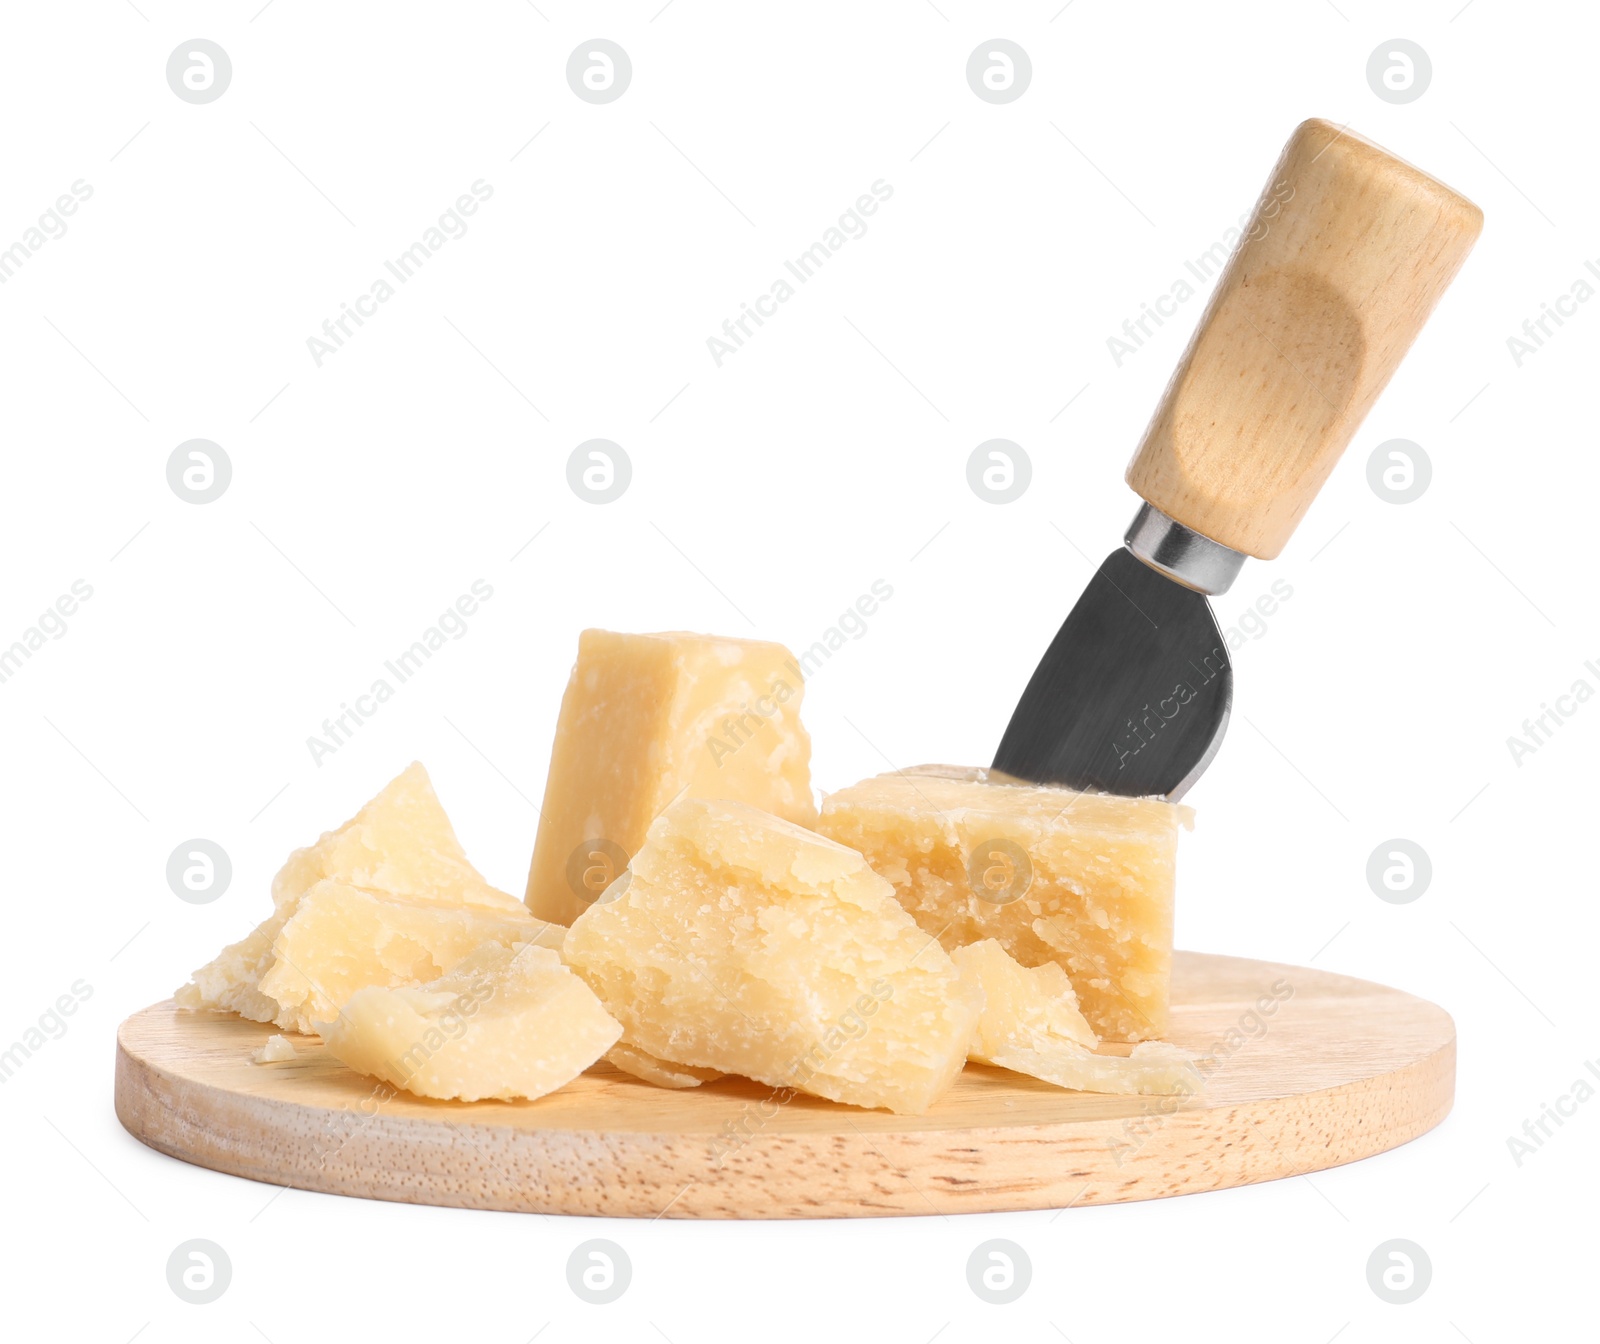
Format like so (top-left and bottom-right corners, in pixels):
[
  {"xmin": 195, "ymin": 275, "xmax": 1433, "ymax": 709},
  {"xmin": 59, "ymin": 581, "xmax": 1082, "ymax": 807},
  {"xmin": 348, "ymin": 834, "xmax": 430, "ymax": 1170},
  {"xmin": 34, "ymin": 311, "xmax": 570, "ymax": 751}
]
[{"xmin": 1125, "ymin": 118, "xmax": 1482, "ymax": 559}]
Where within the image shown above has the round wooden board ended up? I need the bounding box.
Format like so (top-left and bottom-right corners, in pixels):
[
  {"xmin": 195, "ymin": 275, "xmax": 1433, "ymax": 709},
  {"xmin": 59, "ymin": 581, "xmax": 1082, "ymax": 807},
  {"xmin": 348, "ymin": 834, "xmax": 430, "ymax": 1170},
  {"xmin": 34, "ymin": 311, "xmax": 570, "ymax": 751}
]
[{"xmin": 115, "ymin": 951, "xmax": 1454, "ymax": 1219}]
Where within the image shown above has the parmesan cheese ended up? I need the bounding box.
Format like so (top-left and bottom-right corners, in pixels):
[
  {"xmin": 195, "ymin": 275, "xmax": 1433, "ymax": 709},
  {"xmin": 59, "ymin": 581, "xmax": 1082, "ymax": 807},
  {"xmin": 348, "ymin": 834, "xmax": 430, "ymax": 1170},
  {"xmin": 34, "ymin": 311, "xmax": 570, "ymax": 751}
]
[
  {"xmin": 954, "ymin": 939, "xmax": 1200, "ymax": 1096},
  {"xmin": 605, "ymin": 1043, "xmax": 724, "ymax": 1089},
  {"xmin": 524, "ymin": 630, "xmax": 816, "ymax": 925},
  {"xmin": 252, "ymin": 1034, "xmax": 297, "ymax": 1065},
  {"xmin": 177, "ymin": 762, "xmax": 524, "ymax": 1026},
  {"xmin": 563, "ymin": 797, "xmax": 980, "ymax": 1114},
  {"xmin": 318, "ymin": 942, "xmax": 621, "ymax": 1102},
  {"xmin": 818, "ymin": 767, "xmax": 1188, "ymax": 1041},
  {"xmin": 257, "ymin": 882, "xmax": 555, "ymax": 1034}
]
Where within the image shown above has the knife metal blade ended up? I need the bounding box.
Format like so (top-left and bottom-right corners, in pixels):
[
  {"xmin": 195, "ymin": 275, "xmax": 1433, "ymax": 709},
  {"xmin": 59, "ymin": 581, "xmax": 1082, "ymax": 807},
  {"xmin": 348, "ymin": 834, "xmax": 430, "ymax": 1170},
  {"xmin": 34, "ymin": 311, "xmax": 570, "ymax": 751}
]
[{"xmin": 993, "ymin": 508, "xmax": 1235, "ymax": 801}]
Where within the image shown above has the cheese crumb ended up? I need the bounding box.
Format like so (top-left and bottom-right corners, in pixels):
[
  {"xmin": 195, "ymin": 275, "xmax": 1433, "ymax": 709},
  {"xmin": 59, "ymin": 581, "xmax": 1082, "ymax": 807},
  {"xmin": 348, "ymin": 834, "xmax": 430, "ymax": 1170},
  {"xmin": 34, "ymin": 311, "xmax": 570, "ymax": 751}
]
[{"xmin": 253, "ymin": 1034, "xmax": 297, "ymax": 1064}]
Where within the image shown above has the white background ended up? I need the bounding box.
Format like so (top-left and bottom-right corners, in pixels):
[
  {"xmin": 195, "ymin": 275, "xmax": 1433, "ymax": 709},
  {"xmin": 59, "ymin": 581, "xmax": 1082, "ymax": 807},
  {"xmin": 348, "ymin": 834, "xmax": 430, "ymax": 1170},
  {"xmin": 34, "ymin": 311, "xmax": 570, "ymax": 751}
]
[{"xmin": 2, "ymin": 2, "xmax": 1593, "ymax": 1340}]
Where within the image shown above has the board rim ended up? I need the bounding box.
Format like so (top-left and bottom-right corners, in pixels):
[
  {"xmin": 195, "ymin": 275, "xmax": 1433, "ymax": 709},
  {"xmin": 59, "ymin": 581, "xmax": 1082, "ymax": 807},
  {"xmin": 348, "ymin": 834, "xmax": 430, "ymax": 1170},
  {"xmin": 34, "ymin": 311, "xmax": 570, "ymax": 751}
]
[{"xmin": 114, "ymin": 950, "xmax": 1456, "ymax": 1219}]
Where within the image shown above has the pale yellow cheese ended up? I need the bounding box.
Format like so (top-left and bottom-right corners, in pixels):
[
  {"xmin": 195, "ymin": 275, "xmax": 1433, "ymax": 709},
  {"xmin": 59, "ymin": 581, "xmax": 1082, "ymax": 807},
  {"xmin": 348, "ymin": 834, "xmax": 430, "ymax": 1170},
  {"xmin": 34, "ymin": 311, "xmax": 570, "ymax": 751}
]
[
  {"xmin": 532, "ymin": 918, "xmax": 721, "ymax": 1086},
  {"xmin": 252, "ymin": 1034, "xmax": 297, "ymax": 1064},
  {"xmin": 952, "ymin": 939, "xmax": 1097, "ymax": 1049},
  {"xmin": 257, "ymin": 882, "xmax": 554, "ymax": 1034},
  {"xmin": 319, "ymin": 942, "xmax": 622, "ymax": 1102},
  {"xmin": 604, "ymin": 1043, "xmax": 724, "ymax": 1089},
  {"xmin": 953, "ymin": 939, "xmax": 1199, "ymax": 1096},
  {"xmin": 175, "ymin": 919, "xmax": 284, "ymax": 1023},
  {"xmin": 272, "ymin": 760, "xmax": 523, "ymax": 912},
  {"xmin": 992, "ymin": 1038, "xmax": 1199, "ymax": 1096},
  {"xmin": 563, "ymin": 797, "xmax": 981, "ymax": 1115},
  {"xmin": 524, "ymin": 630, "xmax": 816, "ymax": 926},
  {"xmin": 817, "ymin": 767, "xmax": 1189, "ymax": 1042},
  {"xmin": 177, "ymin": 762, "xmax": 523, "ymax": 1024}
]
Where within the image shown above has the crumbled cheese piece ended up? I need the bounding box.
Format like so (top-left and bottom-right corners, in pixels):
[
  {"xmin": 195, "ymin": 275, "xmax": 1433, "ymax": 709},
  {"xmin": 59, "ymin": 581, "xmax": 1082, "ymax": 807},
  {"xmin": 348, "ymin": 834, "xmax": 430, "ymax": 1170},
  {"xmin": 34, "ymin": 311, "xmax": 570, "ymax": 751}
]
[
  {"xmin": 257, "ymin": 882, "xmax": 553, "ymax": 1034},
  {"xmin": 319, "ymin": 942, "xmax": 621, "ymax": 1102},
  {"xmin": 563, "ymin": 797, "xmax": 980, "ymax": 1114},
  {"xmin": 177, "ymin": 762, "xmax": 525, "ymax": 1024}
]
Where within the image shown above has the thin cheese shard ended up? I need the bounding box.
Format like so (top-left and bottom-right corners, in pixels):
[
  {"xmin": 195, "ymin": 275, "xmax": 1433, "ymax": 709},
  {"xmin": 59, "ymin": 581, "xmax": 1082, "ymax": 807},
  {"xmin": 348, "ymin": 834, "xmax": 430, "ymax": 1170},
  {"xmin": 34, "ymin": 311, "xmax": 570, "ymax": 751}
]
[
  {"xmin": 177, "ymin": 762, "xmax": 522, "ymax": 1024},
  {"xmin": 954, "ymin": 940, "xmax": 1200, "ymax": 1096},
  {"xmin": 318, "ymin": 942, "xmax": 622, "ymax": 1102},
  {"xmin": 817, "ymin": 767, "xmax": 1189, "ymax": 1041},
  {"xmin": 605, "ymin": 1043, "xmax": 724, "ymax": 1089},
  {"xmin": 524, "ymin": 630, "xmax": 816, "ymax": 926},
  {"xmin": 563, "ymin": 797, "xmax": 981, "ymax": 1115},
  {"xmin": 257, "ymin": 882, "xmax": 552, "ymax": 1034}
]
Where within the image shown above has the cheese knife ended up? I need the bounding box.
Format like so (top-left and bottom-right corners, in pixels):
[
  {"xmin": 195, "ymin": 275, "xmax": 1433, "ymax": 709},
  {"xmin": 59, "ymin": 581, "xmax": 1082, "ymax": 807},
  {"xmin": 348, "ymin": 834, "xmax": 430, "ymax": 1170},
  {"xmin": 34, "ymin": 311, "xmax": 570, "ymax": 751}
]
[{"xmin": 994, "ymin": 119, "xmax": 1482, "ymax": 799}]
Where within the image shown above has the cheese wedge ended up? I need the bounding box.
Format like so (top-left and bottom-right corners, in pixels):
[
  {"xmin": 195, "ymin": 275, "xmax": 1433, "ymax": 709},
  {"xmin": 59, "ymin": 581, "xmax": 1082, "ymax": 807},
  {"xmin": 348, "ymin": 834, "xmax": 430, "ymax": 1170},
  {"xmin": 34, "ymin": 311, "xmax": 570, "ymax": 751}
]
[
  {"xmin": 177, "ymin": 762, "xmax": 522, "ymax": 1025},
  {"xmin": 817, "ymin": 767, "xmax": 1189, "ymax": 1042},
  {"xmin": 256, "ymin": 881, "xmax": 554, "ymax": 1034},
  {"xmin": 563, "ymin": 797, "xmax": 981, "ymax": 1114},
  {"xmin": 953, "ymin": 939, "xmax": 1199, "ymax": 1096},
  {"xmin": 319, "ymin": 942, "xmax": 622, "ymax": 1102},
  {"xmin": 524, "ymin": 630, "xmax": 816, "ymax": 925}
]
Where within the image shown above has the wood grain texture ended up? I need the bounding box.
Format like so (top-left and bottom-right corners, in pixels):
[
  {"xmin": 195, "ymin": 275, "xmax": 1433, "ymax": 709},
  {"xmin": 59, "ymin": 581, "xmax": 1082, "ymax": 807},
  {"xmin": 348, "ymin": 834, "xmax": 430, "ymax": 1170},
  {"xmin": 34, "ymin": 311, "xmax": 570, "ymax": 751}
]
[
  {"xmin": 1126, "ymin": 118, "xmax": 1482, "ymax": 558},
  {"xmin": 115, "ymin": 951, "xmax": 1454, "ymax": 1218}
]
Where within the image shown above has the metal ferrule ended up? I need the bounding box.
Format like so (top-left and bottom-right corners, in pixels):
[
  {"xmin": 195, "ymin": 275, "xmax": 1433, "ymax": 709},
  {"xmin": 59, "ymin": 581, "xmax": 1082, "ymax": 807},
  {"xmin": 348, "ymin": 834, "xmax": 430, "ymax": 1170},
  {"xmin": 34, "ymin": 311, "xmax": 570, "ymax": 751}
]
[{"xmin": 1124, "ymin": 502, "xmax": 1247, "ymax": 596}]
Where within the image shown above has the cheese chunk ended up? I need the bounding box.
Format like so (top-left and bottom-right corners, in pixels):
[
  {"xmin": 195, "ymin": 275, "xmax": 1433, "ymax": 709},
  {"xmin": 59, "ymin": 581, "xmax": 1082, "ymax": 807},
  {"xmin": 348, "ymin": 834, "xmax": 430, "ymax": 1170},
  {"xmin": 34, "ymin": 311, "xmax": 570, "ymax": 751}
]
[
  {"xmin": 175, "ymin": 918, "xmax": 285, "ymax": 1023},
  {"xmin": 256, "ymin": 882, "xmax": 552, "ymax": 1034},
  {"xmin": 177, "ymin": 762, "xmax": 522, "ymax": 1023},
  {"xmin": 531, "ymin": 919, "xmax": 720, "ymax": 1086},
  {"xmin": 953, "ymin": 940, "xmax": 1199, "ymax": 1096},
  {"xmin": 526, "ymin": 920, "xmax": 719, "ymax": 1086},
  {"xmin": 605, "ymin": 1043, "xmax": 724, "ymax": 1089},
  {"xmin": 563, "ymin": 797, "xmax": 981, "ymax": 1115},
  {"xmin": 524, "ymin": 630, "xmax": 816, "ymax": 925},
  {"xmin": 817, "ymin": 767, "xmax": 1189, "ymax": 1041},
  {"xmin": 272, "ymin": 760, "xmax": 523, "ymax": 912},
  {"xmin": 319, "ymin": 943, "xmax": 622, "ymax": 1102}
]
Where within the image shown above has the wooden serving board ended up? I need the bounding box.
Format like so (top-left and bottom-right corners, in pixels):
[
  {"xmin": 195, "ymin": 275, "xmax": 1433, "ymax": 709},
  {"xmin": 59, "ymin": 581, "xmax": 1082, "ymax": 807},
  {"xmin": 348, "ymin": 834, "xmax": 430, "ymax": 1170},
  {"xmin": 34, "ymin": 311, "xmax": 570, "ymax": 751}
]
[{"xmin": 115, "ymin": 951, "xmax": 1453, "ymax": 1219}]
